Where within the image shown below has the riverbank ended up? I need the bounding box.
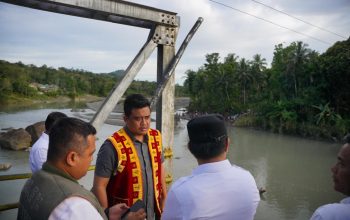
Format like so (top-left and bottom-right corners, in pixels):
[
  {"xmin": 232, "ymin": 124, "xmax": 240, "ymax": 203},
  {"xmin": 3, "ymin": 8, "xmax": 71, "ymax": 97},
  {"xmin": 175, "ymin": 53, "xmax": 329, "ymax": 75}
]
[
  {"xmin": 87, "ymin": 97, "xmax": 190, "ymax": 113},
  {"xmin": 82, "ymin": 97, "xmax": 190, "ymax": 126},
  {"xmin": 0, "ymin": 95, "xmax": 190, "ymax": 127},
  {"xmin": 1, "ymin": 95, "xmax": 190, "ymax": 113},
  {"xmin": 232, "ymin": 113, "xmax": 347, "ymax": 143},
  {"xmin": 0, "ymin": 94, "xmax": 104, "ymax": 112}
]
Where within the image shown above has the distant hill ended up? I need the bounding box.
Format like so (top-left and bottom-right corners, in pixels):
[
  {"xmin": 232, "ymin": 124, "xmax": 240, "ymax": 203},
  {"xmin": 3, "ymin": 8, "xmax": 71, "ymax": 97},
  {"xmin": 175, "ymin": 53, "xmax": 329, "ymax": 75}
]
[{"xmin": 107, "ymin": 69, "xmax": 124, "ymax": 78}]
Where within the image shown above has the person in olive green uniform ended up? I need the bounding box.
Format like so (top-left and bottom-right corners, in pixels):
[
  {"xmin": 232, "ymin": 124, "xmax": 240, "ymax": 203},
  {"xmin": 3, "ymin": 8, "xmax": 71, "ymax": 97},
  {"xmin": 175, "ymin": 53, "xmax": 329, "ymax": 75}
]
[{"xmin": 17, "ymin": 117, "xmax": 146, "ymax": 220}]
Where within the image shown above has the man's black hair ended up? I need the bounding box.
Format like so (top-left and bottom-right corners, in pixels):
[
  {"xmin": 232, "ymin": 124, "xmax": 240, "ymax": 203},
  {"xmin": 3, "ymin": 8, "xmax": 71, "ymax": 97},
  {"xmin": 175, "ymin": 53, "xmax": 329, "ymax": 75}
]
[
  {"xmin": 124, "ymin": 94, "xmax": 150, "ymax": 117},
  {"xmin": 47, "ymin": 117, "xmax": 96, "ymax": 162},
  {"xmin": 45, "ymin": 112, "xmax": 67, "ymax": 133},
  {"xmin": 188, "ymin": 138, "xmax": 227, "ymax": 160},
  {"xmin": 187, "ymin": 114, "xmax": 227, "ymax": 160}
]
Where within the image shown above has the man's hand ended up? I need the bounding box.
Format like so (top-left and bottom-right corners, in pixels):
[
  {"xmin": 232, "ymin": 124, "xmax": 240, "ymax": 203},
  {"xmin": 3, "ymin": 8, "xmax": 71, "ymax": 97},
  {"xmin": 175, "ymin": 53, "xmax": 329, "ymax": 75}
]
[
  {"xmin": 126, "ymin": 209, "xmax": 146, "ymax": 220},
  {"xmin": 108, "ymin": 203, "xmax": 129, "ymax": 220},
  {"xmin": 108, "ymin": 203, "xmax": 146, "ymax": 220}
]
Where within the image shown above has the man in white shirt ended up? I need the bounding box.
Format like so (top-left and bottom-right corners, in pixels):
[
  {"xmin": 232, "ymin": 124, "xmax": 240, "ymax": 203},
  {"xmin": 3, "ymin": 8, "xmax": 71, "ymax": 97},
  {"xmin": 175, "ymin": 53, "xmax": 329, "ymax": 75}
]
[
  {"xmin": 162, "ymin": 114, "xmax": 260, "ymax": 220},
  {"xmin": 29, "ymin": 111, "xmax": 67, "ymax": 172},
  {"xmin": 18, "ymin": 117, "xmax": 146, "ymax": 220},
  {"xmin": 310, "ymin": 136, "xmax": 350, "ymax": 220}
]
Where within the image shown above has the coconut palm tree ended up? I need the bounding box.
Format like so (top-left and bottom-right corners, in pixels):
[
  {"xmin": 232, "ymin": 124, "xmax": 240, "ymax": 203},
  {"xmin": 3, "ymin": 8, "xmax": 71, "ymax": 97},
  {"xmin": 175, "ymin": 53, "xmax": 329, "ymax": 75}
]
[
  {"xmin": 236, "ymin": 58, "xmax": 253, "ymax": 106},
  {"xmin": 285, "ymin": 41, "xmax": 311, "ymax": 98}
]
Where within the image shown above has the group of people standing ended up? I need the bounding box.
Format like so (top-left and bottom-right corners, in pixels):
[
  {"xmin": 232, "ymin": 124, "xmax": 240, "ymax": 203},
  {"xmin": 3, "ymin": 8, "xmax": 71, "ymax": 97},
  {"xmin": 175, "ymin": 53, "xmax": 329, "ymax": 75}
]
[{"xmin": 19, "ymin": 93, "xmax": 349, "ymax": 220}]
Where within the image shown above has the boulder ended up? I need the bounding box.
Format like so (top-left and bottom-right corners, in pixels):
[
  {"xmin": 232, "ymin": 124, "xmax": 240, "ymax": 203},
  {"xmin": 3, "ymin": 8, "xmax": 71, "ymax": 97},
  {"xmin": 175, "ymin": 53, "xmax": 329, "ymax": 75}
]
[
  {"xmin": 25, "ymin": 121, "xmax": 45, "ymax": 144},
  {"xmin": 0, "ymin": 128, "xmax": 32, "ymax": 151},
  {"xmin": 0, "ymin": 163, "xmax": 12, "ymax": 171}
]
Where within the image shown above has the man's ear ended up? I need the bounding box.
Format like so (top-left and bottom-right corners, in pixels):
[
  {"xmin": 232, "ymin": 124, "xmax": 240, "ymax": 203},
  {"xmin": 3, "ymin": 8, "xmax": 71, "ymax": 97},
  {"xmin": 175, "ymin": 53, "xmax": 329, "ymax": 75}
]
[
  {"xmin": 66, "ymin": 151, "xmax": 78, "ymax": 167},
  {"xmin": 123, "ymin": 115, "xmax": 127, "ymax": 123},
  {"xmin": 225, "ymin": 137, "xmax": 230, "ymax": 153}
]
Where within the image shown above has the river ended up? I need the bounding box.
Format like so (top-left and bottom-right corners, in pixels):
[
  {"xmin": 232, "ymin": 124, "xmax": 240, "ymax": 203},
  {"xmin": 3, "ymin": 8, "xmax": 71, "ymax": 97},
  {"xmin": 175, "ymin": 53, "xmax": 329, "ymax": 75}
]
[{"xmin": 0, "ymin": 104, "xmax": 344, "ymax": 220}]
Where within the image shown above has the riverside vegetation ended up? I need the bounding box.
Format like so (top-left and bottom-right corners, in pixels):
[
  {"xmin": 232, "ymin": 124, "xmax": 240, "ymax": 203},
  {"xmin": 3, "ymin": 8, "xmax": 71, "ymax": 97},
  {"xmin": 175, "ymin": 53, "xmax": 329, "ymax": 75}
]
[{"xmin": 182, "ymin": 39, "xmax": 350, "ymax": 141}]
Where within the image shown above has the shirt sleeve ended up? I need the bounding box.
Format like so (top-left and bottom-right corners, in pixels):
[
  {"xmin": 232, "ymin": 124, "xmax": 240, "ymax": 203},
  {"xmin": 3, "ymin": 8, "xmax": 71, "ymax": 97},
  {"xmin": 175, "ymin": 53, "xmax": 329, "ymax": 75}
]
[
  {"xmin": 49, "ymin": 197, "xmax": 103, "ymax": 220},
  {"xmin": 94, "ymin": 140, "xmax": 118, "ymax": 178},
  {"xmin": 162, "ymin": 188, "xmax": 183, "ymax": 220}
]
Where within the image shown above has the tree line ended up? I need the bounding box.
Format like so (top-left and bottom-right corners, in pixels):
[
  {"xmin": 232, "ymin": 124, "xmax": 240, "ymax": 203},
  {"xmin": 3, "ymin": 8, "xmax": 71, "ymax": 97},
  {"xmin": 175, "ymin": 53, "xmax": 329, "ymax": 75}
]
[
  {"xmin": 0, "ymin": 60, "xmax": 188, "ymax": 103},
  {"xmin": 183, "ymin": 38, "xmax": 350, "ymax": 141}
]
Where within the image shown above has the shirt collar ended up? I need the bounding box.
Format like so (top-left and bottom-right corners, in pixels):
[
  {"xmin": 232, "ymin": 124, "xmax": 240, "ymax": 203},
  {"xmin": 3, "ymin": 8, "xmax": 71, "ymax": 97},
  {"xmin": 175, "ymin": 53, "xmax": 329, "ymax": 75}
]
[
  {"xmin": 341, "ymin": 197, "xmax": 350, "ymax": 204},
  {"xmin": 192, "ymin": 159, "xmax": 231, "ymax": 175},
  {"xmin": 42, "ymin": 162, "xmax": 78, "ymax": 183},
  {"xmin": 42, "ymin": 132, "xmax": 49, "ymax": 140}
]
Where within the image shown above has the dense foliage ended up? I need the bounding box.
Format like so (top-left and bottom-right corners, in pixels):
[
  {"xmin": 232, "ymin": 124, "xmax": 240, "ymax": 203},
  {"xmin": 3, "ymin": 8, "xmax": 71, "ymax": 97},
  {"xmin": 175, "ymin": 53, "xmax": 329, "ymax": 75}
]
[
  {"xmin": 0, "ymin": 60, "xmax": 187, "ymax": 103},
  {"xmin": 183, "ymin": 38, "xmax": 350, "ymax": 141}
]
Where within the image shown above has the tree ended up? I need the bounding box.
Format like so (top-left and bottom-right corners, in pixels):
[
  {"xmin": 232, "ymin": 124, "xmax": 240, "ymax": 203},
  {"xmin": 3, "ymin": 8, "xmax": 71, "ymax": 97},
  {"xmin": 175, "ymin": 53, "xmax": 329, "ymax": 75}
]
[
  {"xmin": 285, "ymin": 41, "xmax": 311, "ymax": 98},
  {"xmin": 250, "ymin": 54, "xmax": 267, "ymax": 96},
  {"xmin": 0, "ymin": 77, "xmax": 12, "ymax": 94},
  {"xmin": 320, "ymin": 37, "xmax": 350, "ymax": 117},
  {"xmin": 183, "ymin": 70, "xmax": 197, "ymax": 98},
  {"xmin": 236, "ymin": 58, "xmax": 253, "ymax": 106}
]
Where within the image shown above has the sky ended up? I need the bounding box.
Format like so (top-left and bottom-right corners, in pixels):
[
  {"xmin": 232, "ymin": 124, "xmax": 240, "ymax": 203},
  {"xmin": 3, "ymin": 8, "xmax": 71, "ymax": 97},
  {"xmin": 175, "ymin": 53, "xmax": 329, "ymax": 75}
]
[{"xmin": 0, "ymin": 0, "xmax": 349, "ymax": 85}]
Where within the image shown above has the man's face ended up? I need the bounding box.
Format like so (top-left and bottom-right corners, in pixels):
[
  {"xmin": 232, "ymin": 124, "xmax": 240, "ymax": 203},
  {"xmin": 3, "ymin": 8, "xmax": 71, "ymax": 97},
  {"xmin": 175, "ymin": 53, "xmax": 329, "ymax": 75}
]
[
  {"xmin": 331, "ymin": 143, "xmax": 350, "ymax": 196},
  {"xmin": 124, "ymin": 106, "xmax": 151, "ymax": 138},
  {"xmin": 73, "ymin": 134, "xmax": 96, "ymax": 179}
]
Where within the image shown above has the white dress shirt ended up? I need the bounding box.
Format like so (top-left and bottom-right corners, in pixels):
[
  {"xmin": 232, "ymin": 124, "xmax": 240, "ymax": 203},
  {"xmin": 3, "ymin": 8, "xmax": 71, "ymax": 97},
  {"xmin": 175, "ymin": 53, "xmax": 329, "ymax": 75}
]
[
  {"xmin": 29, "ymin": 132, "xmax": 49, "ymax": 172},
  {"xmin": 162, "ymin": 159, "xmax": 260, "ymax": 220},
  {"xmin": 310, "ymin": 197, "xmax": 350, "ymax": 220},
  {"xmin": 49, "ymin": 197, "xmax": 103, "ymax": 220}
]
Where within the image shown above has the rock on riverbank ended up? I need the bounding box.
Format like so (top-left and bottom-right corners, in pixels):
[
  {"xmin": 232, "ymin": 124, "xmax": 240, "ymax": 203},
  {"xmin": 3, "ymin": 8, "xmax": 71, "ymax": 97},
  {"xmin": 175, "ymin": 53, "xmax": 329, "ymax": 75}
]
[
  {"xmin": 0, "ymin": 121, "xmax": 44, "ymax": 151},
  {"xmin": 0, "ymin": 128, "xmax": 32, "ymax": 151}
]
